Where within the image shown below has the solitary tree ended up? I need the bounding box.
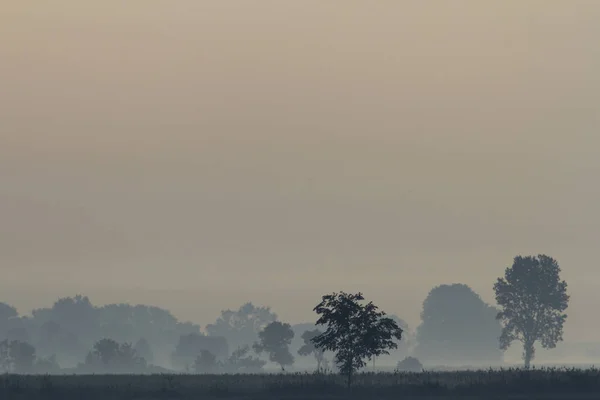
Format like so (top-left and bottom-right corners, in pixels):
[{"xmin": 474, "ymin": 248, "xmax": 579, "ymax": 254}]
[
  {"xmin": 494, "ymin": 255, "xmax": 569, "ymax": 369},
  {"xmin": 253, "ymin": 321, "xmax": 295, "ymax": 371},
  {"xmin": 311, "ymin": 292, "xmax": 403, "ymax": 387},
  {"xmin": 298, "ymin": 329, "xmax": 326, "ymax": 371}
]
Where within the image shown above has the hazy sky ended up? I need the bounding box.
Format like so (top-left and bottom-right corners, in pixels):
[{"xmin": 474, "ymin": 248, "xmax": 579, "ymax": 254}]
[{"xmin": 1, "ymin": 1, "xmax": 599, "ymax": 342}]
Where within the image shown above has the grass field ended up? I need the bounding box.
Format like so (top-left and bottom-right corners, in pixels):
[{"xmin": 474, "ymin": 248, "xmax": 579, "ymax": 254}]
[{"xmin": 2, "ymin": 368, "xmax": 600, "ymax": 399}]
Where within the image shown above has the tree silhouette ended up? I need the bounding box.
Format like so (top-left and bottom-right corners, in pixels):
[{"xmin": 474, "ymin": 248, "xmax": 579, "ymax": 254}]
[
  {"xmin": 10, "ymin": 340, "xmax": 36, "ymax": 373},
  {"xmin": 253, "ymin": 321, "xmax": 295, "ymax": 371},
  {"xmin": 83, "ymin": 338, "xmax": 146, "ymax": 372},
  {"xmin": 206, "ymin": 302, "xmax": 277, "ymax": 352},
  {"xmin": 0, "ymin": 303, "xmax": 18, "ymax": 325},
  {"xmin": 0, "ymin": 340, "xmax": 36, "ymax": 373},
  {"xmin": 171, "ymin": 333, "xmax": 229, "ymax": 371},
  {"xmin": 311, "ymin": 292, "xmax": 403, "ymax": 387},
  {"xmin": 298, "ymin": 329, "xmax": 326, "ymax": 371},
  {"xmin": 396, "ymin": 356, "xmax": 423, "ymax": 372},
  {"xmin": 0, "ymin": 303, "xmax": 19, "ymax": 340},
  {"xmin": 193, "ymin": 350, "xmax": 218, "ymax": 374},
  {"xmin": 494, "ymin": 255, "xmax": 569, "ymax": 368},
  {"xmin": 414, "ymin": 283, "xmax": 503, "ymax": 365}
]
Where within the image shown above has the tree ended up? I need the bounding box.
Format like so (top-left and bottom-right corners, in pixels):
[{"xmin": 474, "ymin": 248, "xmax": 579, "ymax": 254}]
[
  {"xmin": 298, "ymin": 329, "xmax": 326, "ymax": 371},
  {"xmin": 494, "ymin": 255, "xmax": 569, "ymax": 369},
  {"xmin": 171, "ymin": 333, "xmax": 229, "ymax": 371},
  {"xmin": 0, "ymin": 303, "xmax": 18, "ymax": 340},
  {"xmin": 396, "ymin": 356, "xmax": 423, "ymax": 372},
  {"xmin": 414, "ymin": 284, "xmax": 503, "ymax": 366},
  {"xmin": 82, "ymin": 338, "xmax": 146, "ymax": 372},
  {"xmin": 32, "ymin": 295, "xmax": 98, "ymax": 340},
  {"xmin": 93, "ymin": 338, "xmax": 121, "ymax": 366},
  {"xmin": 371, "ymin": 315, "xmax": 412, "ymax": 368},
  {"xmin": 311, "ymin": 292, "xmax": 403, "ymax": 387},
  {"xmin": 206, "ymin": 302, "xmax": 277, "ymax": 352},
  {"xmin": 9, "ymin": 340, "xmax": 36, "ymax": 373},
  {"xmin": 0, "ymin": 340, "xmax": 10, "ymax": 372},
  {"xmin": 0, "ymin": 340, "xmax": 36, "ymax": 373},
  {"xmin": 253, "ymin": 321, "xmax": 295, "ymax": 371},
  {"xmin": 35, "ymin": 320, "xmax": 84, "ymax": 368},
  {"xmin": 193, "ymin": 350, "xmax": 218, "ymax": 374}
]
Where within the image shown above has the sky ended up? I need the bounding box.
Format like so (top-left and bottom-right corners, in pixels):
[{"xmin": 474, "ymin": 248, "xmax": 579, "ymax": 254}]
[{"xmin": 1, "ymin": 1, "xmax": 599, "ymax": 342}]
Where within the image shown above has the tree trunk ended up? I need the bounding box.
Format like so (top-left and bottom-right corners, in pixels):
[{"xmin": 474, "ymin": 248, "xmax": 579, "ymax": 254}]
[
  {"xmin": 346, "ymin": 369, "xmax": 353, "ymax": 388},
  {"xmin": 523, "ymin": 341, "xmax": 534, "ymax": 369},
  {"xmin": 316, "ymin": 358, "xmax": 321, "ymax": 372}
]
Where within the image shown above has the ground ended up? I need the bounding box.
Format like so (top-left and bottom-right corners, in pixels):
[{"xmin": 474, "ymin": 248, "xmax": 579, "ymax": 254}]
[{"xmin": 1, "ymin": 368, "xmax": 599, "ymax": 399}]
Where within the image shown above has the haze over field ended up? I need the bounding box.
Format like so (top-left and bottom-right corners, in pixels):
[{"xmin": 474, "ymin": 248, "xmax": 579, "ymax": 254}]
[{"xmin": 1, "ymin": 1, "xmax": 599, "ymax": 345}]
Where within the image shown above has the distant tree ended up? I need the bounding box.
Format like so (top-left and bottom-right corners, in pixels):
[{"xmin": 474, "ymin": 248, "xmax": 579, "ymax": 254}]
[
  {"xmin": 32, "ymin": 295, "xmax": 98, "ymax": 340},
  {"xmin": 414, "ymin": 284, "xmax": 503, "ymax": 366},
  {"xmin": 253, "ymin": 321, "xmax": 295, "ymax": 371},
  {"xmin": 10, "ymin": 340, "xmax": 36, "ymax": 373},
  {"xmin": 83, "ymin": 338, "xmax": 146, "ymax": 372},
  {"xmin": 223, "ymin": 345, "xmax": 267, "ymax": 373},
  {"xmin": 96, "ymin": 303, "xmax": 136, "ymax": 343},
  {"xmin": 118, "ymin": 342, "xmax": 147, "ymax": 370},
  {"xmin": 92, "ymin": 338, "xmax": 121, "ymax": 366},
  {"xmin": 0, "ymin": 340, "xmax": 36, "ymax": 373},
  {"xmin": 171, "ymin": 333, "xmax": 229, "ymax": 371},
  {"xmin": 4, "ymin": 316, "xmax": 31, "ymax": 343},
  {"xmin": 134, "ymin": 338, "xmax": 154, "ymax": 364},
  {"xmin": 494, "ymin": 255, "xmax": 569, "ymax": 369},
  {"xmin": 0, "ymin": 303, "xmax": 18, "ymax": 325},
  {"xmin": 396, "ymin": 356, "xmax": 423, "ymax": 372},
  {"xmin": 298, "ymin": 329, "xmax": 326, "ymax": 371},
  {"xmin": 0, "ymin": 340, "xmax": 10, "ymax": 372},
  {"xmin": 193, "ymin": 350, "xmax": 218, "ymax": 374},
  {"xmin": 35, "ymin": 354, "xmax": 61, "ymax": 374},
  {"xmin": 206, "ymin": 302, "xmax": 277, "ymax": 351},
  {"xmin": 0, "ymin": 303, "xmax": 18, "ymax": 339},
  {"xmin": 311, "ymin": 292, "xmax": 403, "ymax": 387},
  {"xmin": 35, "ymin": 320, "xmax": 83, "ymax": 367},
  {"xmin": 96, "ymin": 303, "xmax": 200, "ymax": 368},
  {"xmin": 371, "ymin": 315, "xmax": 412, "ymax": 368}
]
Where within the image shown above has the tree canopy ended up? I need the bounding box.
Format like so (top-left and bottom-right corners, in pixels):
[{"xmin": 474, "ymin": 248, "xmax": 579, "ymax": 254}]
[
  {"xmin": 494, "ymin": 255, "xmax": 569, "ymax": 368},
  {"xmin": 414, "ymin": 283, "xmax": 503, "ymax": 366},
  {"xmin": 206, "ymin": 302, "xmax": 277, "ymax": 352},
  {"xmin": 298, "ymin": 329, "xmax": 326, "ymax": 371},
  {"xmin": 253, "ymin": 321, "xmax": 295, "ymax": 371},
  {"xmin": 311, "ymin": 292, "xmax": 403, "ymax": 387}
]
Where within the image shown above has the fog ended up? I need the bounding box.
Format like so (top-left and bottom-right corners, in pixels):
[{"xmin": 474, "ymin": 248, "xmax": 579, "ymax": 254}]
[{"xmin": 1, "ymin": 1, "xmax": 599, "ymax": 370}]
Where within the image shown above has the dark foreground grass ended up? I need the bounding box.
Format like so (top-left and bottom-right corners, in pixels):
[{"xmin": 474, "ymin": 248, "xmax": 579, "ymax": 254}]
[{"xmin": 1, "ymin": 368, "xmax": 600, "ymax": 399}]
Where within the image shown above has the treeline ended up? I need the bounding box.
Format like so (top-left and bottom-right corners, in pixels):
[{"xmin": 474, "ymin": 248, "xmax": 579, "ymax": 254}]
[
  {"xmin": 0, "ymin": 286, "xmax": 499, "ymax": 373},
  {"xmin": 0, "ymin": 254, "xmax": 569, "ymax": 373}
]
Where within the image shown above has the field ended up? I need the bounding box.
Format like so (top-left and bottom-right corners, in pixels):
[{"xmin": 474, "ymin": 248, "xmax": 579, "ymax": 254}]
[{"xmin": 2, "ymin": 368, "xmax": 600, "ymax": 399}]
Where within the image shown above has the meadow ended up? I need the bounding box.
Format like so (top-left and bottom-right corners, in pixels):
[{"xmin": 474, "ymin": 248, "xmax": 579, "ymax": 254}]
[{"xmin": 2, "ymin": 368, "xmax": 600, "ymax": 400}]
